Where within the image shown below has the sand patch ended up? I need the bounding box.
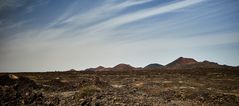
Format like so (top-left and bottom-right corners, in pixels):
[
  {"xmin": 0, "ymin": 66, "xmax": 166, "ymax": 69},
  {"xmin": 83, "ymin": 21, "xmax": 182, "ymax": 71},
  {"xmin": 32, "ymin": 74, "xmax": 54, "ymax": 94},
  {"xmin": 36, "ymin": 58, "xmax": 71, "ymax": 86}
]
[{"xmin": 111, "ymin": 84, "xmax": 125, "ymax": 88}]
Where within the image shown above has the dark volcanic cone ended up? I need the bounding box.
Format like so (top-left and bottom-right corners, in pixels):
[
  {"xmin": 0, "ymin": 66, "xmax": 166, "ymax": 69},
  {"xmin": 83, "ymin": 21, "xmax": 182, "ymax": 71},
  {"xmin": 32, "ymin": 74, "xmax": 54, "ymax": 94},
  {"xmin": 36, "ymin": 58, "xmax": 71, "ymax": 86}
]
[
  {"xmin": 166, "ymin": 57, "xmax": 198, "ymax": 68},
  {"xmin": 113, "ymin": 63, "xmax": 135, "ymax": 71},
  {"xmin": 166, "ymin": 57, "xmax": 229, "ymax": 69},
  {"xmin": 85, "ymin": 66, "xmax": 105, "ymax": 71},
  {"xmin": 144, "ymin": 63, "xmax": 164, "ymax": 69}
]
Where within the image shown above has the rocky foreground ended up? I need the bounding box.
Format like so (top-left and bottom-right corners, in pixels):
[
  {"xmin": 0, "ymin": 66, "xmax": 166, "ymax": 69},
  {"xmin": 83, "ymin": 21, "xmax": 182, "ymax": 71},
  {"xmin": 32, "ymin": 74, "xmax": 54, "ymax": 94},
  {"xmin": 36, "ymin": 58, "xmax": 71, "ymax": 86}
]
[{"xmin": 0, "ymin": 68, "xmax": 239, "ymax": 106}]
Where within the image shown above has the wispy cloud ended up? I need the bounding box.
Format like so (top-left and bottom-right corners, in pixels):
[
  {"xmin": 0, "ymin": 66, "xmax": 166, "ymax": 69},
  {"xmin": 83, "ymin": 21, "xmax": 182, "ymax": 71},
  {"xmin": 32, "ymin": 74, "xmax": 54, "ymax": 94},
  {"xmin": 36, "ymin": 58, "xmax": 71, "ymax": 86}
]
[
  {"xmin": 26, "ymin": 0, "xmax": 155, "ymax": 40},
  {"xmin": 36, "ymin": 0, "xmax": 204, "ymax": 40},
  {"xmin": 0, "ymin": 0, "xmax": 26, "ymax": 10},
  {"xmin": 89, "ymin": 0, "xmax": 204, "ymax": 30},
  {"xmin": 48, "ymin": 0, "xmax": 152, "ymax": 28}
]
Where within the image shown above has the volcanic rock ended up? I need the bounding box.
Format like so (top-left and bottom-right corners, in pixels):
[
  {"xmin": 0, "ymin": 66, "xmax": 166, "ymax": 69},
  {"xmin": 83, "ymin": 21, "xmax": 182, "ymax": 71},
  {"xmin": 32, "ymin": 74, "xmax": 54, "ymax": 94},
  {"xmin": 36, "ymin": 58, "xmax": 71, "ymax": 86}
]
[
  {"xmin": 166, "ymin": 57, "xmax": 198, "ymax": 68},
  {"xmin": 85, "ymin": 66, "xmax": 105, "ymax": 71},
  {"xmin": 113, "ymin": 64, "xmax": 135, "ymax": 71},
  {"xmin": 166, "ymin": 57, "xmax": 229, "ymax": 69},
  {"xmin": 144, "ymin": 63, "xmax": 164, "ymax": 69},
  {"xmin": 0, "ymin": 74, "xmax": 60, "ymax": 105}
]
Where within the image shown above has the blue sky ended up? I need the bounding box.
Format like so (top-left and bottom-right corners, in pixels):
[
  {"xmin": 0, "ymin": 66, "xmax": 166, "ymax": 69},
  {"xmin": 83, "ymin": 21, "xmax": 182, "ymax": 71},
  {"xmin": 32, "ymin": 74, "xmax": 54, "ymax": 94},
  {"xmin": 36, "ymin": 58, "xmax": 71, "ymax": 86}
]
[{"xmin": 0, "ymin": 0, "xmax": 239, "ymax": 72}]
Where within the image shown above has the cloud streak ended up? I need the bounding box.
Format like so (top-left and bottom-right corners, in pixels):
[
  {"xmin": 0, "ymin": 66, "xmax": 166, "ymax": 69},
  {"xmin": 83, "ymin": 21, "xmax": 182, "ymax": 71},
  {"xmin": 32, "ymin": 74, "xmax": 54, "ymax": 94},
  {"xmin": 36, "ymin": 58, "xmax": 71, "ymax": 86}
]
[
  {"xmin": 91, "ymin": 0, "xmax": 204, "ymax": 30},
  {"xmin": 51, "ymin": 0, "xmax": 205, "ymax": 39}
]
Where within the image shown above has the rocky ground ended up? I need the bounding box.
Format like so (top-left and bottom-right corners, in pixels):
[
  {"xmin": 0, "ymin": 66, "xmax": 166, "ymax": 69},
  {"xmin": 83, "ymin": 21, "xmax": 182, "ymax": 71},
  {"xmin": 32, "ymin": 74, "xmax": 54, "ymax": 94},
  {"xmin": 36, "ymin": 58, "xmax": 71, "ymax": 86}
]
[{"xmin": 0, "ymin": 68, "xmax": 239, "ymax": 106}]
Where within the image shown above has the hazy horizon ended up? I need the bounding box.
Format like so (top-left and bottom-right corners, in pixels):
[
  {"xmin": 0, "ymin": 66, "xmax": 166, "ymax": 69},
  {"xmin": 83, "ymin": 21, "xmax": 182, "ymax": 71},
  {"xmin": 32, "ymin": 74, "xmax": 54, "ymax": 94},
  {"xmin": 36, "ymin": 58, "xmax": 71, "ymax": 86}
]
[{"xmin": 0, "ymin": 0, "xmax": 239, "ymax": 72}]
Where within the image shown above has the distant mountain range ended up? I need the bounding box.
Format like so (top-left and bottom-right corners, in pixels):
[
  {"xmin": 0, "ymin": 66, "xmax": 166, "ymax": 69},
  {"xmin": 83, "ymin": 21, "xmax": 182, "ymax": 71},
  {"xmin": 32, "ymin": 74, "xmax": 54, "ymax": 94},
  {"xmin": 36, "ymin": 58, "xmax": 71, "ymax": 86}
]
[{"xmin": 83, "ymin": 57, "xmax": 235, "ymax": 71}]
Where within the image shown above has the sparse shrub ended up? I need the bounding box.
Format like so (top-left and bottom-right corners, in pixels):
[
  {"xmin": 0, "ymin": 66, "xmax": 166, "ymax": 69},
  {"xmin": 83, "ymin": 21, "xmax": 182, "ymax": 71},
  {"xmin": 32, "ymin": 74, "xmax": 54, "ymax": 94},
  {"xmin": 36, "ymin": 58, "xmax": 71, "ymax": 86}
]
[{"xmin": 80, "ymin": 86, "xmax": 100, "ymax": 98}]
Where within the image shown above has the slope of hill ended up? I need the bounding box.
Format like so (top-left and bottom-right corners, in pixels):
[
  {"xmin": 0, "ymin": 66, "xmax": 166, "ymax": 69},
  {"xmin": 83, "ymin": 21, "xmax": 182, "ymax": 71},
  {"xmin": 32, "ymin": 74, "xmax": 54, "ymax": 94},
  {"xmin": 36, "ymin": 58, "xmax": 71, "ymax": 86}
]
[
  {"xmin": 144, "ymin": 63, "xmax": 164, "ymax": 69},
  {"xmin": 113, "ymin": 64, "xmax": 135, "ymax": 71},
  {"xmin": 85, "ymin": 66, "xmax": 105, "ymax": 71},
  {"xmin": 181, "ymin": 60, "xmax": 229, "ymax": 69},
  {"xmin": 166, "ymin": 57, "xmax": 198, "ymax": 68},
  {"xmin": 166, "ymin": 57, "xmax": 231, "ymax": 69}
]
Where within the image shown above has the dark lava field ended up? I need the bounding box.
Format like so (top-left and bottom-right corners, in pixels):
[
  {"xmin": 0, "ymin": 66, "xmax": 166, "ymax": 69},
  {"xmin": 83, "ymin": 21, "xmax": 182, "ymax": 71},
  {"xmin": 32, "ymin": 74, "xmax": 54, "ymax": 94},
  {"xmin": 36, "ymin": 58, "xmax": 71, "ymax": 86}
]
[{"xmin": 0, "ymin": 68, "xmax": 239, "ymax": 106}]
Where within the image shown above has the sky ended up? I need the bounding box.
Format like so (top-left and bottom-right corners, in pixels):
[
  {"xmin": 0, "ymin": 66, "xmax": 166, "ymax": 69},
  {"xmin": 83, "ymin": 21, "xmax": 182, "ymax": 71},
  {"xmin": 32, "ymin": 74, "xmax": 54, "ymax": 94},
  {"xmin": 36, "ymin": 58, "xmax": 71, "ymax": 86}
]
[{"xmin": 0, "ymin": 0, "xmax": 239, "ymax": 72}]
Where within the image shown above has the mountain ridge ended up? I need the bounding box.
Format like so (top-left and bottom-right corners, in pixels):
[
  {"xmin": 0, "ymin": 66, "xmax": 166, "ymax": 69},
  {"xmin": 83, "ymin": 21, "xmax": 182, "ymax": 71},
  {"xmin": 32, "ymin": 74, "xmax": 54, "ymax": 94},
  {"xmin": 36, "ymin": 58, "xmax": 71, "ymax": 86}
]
[{"xmin": 82, "ymin": 57, "xmax": 235, "ymax": 71}]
